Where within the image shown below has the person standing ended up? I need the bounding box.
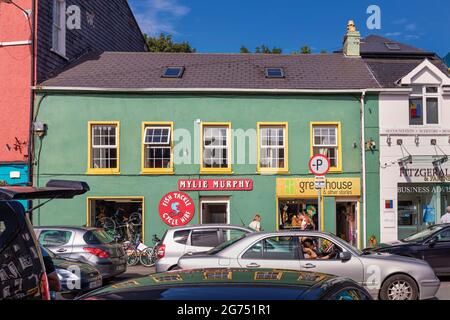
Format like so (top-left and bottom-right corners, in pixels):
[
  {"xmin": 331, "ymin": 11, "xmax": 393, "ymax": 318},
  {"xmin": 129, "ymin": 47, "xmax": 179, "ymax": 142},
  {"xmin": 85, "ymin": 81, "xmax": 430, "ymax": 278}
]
[
  {"xmin": 441, "ymin": 206, "xmax": 450, "ymax": 224},
  {"xmin": 249, "ymin": 214, "xmax": 262, "ymax": 231}
]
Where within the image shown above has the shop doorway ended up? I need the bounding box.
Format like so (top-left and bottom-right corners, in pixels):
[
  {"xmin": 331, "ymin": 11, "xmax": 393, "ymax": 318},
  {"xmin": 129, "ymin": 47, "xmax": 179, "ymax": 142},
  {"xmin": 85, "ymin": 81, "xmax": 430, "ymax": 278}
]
[
  {"xmin": 278, "ymin": 199, "xmax": 318, "ymax": 230},
  {"xmin": 88, "ymin": 197, "xmax": 144, "ymax": 243},
  {"xmin": 336, "ymin": 201, "xmax": 358, "ymax": 247},
  {"xmin": 200, "ymin": 197, "xmax": 229, "ymax": 224}
]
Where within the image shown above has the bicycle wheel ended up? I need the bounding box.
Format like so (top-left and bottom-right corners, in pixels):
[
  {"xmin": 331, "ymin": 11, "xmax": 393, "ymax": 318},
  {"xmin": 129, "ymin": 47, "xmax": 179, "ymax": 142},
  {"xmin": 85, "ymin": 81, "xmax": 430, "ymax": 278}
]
[
  {"xmin": 140, "ymin": 247, "xmax": 157, "ymax": 267},
  {"xmin": 129, "ymin": 212, "xmax": 142, "ymax": 227},
  {"xmin": 126, "ymin": 248, "xmax": 140, "ymax": 266},
  {"xmin": 102, "ymin": 217, "xmax": 116, "ymax": 232}
]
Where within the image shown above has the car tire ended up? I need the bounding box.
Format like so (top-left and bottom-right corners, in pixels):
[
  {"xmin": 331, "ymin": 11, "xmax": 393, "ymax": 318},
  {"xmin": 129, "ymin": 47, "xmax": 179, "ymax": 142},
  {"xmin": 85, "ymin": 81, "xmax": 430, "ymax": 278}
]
[{"xmin": 380, "ymin": 274, "xmax": 419, "ymax": 300}]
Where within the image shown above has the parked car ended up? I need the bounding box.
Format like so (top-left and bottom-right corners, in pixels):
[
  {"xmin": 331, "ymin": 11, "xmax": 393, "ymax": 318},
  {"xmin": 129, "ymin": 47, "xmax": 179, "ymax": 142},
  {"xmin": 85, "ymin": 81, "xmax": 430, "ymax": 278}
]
[
  {"xmin": 41, "ymin": 246, "xmax": 102, "ymax": 298},
  {"xmin": 0, "ymin": 180, "xmax": 89, "ymax": 300},
  {"xmin": 176, "ymin": 231, "xmax": 441, "ymax": 300},
  {"xmin": 34, "ymin": 226, "xmax": 127, "ymax": 280},
  {"xmin": 364, "ymin": 224, "xmax": 450, "ymax": 276},
  {"xmin": 79, "ymin": 268, "xmax": 373, "ymax": 300},
  {"xmin": 155, "ymin": 224, "xmax": 253, "ymax": 272}
]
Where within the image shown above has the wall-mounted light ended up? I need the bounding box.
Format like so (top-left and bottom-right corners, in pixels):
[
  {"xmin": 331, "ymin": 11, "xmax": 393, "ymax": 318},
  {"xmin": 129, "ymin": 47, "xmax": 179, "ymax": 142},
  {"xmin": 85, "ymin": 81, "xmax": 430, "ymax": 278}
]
[
  {"xmin": 431, "ymin": 139, "xmax": 437, "ymax": 146},
  {"xmin": 415, "ymin": 135, "xmax": 420, "ymax": 146},
  {"xmin": 33, "ymin": 122, "xmax": 47, "ymax": 138},
  {"xmin": 398, "ymin": 155, "xmax": 412, "ymax": 167},
  {"xmin": 433, "ymin": 156, "xmax": 448, "ymax": 167},
  {"xmin": 397, "ymin": 139, "xmax": 403, "ymax": 146},
  {"xmin": 386, "ymin": 135, "xmax": 392, "ymax": 146},
  {"xmin": 365, "ymin": 139, "xmax": 377, "ymax": 151}
]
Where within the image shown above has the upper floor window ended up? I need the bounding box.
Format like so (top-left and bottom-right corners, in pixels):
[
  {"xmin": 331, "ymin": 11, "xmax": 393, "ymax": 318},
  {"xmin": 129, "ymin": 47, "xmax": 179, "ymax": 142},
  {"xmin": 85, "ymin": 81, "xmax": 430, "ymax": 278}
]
[
  {"xmin": 142, "ymin": 122, "xmax": 174, "ymax": 174},
  {"xmin": 257, "ymin": 123, "xmax": 288, "ymax": 173},
  {"xmin": 409, "ymin": 85, "xmax": 440, "ymax": 125},
  {"xmin": 311, "ymin": 122, "xmax": 342, "ymax": 172},
  {"xmin": 201, "ymin": 123, "xmax": 232, "ymax": 174},
  {"xmin": 88, "ymin": 122, "xmax": 120, "ymax": 174},
  {"xmin": 52, "ymin": 0, "xmax": 66, "ymax": 57}
]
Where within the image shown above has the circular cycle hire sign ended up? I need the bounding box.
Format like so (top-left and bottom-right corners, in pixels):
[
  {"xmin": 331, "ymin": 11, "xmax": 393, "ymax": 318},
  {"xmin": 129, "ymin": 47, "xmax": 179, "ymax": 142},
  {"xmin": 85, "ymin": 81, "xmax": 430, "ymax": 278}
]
[
  {"xmin": 158, "ymin": 191, "xmax": 195, "ymax": 227},
  {"xmin": 308, "ymin": 154, "xmax": 331, "ymax": 176}
]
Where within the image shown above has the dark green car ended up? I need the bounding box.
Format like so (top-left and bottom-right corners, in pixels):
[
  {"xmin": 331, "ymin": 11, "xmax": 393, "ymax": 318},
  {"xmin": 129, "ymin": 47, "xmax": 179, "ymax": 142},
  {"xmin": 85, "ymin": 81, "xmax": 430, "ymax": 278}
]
[{"xmin": 79, "ymin": 268, "xmax": 372, "ymax": 300}]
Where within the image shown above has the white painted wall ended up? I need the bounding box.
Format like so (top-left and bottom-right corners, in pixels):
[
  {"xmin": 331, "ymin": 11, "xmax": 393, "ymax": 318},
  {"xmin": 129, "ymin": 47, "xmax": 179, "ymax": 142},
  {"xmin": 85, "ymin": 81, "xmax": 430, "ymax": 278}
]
[{"xmin": 379, "ymin": 62, "xmax": 450, "ymax": 242}]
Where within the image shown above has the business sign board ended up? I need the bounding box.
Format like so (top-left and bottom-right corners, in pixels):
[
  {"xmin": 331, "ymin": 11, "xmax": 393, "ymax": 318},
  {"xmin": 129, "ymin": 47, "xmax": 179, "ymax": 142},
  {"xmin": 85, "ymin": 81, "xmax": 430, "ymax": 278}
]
[
  {"xmin": 178, "ymin": 179, "xmax": 253, "ymax": 191},
  {"xmin": 158, "ymin": 192, "xmax": 195, "ymax": 227}
]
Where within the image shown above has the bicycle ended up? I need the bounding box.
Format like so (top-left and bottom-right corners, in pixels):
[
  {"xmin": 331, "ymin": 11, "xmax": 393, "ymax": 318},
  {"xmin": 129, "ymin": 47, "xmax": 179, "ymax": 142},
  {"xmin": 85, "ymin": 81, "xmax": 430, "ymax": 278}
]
[{"xmin": 139, "ymin": 234, "xmax": 161, "ymax": 267}]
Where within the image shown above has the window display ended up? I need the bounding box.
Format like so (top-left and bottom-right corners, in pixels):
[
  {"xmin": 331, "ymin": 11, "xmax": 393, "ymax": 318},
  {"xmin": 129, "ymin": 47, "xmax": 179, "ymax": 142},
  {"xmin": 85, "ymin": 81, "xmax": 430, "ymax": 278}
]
[{"xmin": 279, "ymin": 199, "xmax": 318, "ymax": 230}]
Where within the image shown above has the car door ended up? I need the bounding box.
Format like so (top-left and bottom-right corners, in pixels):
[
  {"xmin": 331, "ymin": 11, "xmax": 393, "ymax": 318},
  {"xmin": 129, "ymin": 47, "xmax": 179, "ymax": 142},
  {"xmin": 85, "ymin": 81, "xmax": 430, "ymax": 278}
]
[
  {"xmin": 298, "ymin": 236, "xmax": 364, "ymax": 284},
  {"xmin": 237, "ymin": 236, "xmax": 302, "ymax": 270},
  {"xmin": 37, "ymin": 229, "xmax": 74, "ymax": 259},
  {"xmin": 185, "ymin": 229, "xmax": 221, "ymax": 254},
  {"xmin": 423, "ymin": 227, "xmax": 450, "ymax": 275}
]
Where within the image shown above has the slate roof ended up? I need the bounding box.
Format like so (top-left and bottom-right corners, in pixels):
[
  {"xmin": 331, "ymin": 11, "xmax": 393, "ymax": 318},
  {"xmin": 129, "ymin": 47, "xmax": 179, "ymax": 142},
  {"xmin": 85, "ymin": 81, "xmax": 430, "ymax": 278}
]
[
  {"xmin": 39, "ymin": 51, "xmax": 380, "ymax": 90},
  {"xmin": 359, "ymin": 35, "xmax": 434, "ymax": 57},
  {"xmin": 364, "ymin": 57, "xmax": 449, "ymax": 88}
]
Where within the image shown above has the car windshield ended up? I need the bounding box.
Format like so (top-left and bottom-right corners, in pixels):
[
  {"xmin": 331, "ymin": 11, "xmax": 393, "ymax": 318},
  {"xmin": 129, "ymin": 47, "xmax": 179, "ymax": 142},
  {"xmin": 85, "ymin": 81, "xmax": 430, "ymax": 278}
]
[
  {"xmin": 208, "ymin": 234, "xmax": 246, "ymax": 255},
  {"xmin": 402, "ymin": 225, "xmax": 444, "ymax": 242},
  {"xmin": 84, "ymin": 229, "xmax": 114, "ymax": 244}
]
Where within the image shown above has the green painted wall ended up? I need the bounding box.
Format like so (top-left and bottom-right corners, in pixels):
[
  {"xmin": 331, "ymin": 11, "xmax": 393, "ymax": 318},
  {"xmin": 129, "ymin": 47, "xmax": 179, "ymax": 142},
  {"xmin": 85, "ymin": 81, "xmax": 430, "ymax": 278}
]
[
  {"xmin": 364, "ymin": 94, "xmax": 381, "ymax": 246},
  {"xmin": 33, "ymin": 93, "xmax": 366, "ymax": 246}
]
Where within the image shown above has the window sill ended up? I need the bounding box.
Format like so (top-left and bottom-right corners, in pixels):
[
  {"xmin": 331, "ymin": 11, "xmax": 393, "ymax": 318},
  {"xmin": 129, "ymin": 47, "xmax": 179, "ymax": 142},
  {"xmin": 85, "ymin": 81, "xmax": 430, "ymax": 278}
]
[
  {"xmin": 200, "ymin": 168, "xmax": 233, "ymax": 175},
  {"xmin": 327, "ymin": 168, "xmax": 342, "ymax": 173},
  {"xmin": 141, "ymin": 169, "xmax": 174, "ymax": 175},
  {"xmin": 50, "ymin": 48, "xmax": 69, "ymax": 60},
  {"xmin": 258, "ymin": 168, "xmax": 290, "ymax": 175},
  {"xmin": 86, "ymin": 169, "xmax": 120, "ymax": 175}
]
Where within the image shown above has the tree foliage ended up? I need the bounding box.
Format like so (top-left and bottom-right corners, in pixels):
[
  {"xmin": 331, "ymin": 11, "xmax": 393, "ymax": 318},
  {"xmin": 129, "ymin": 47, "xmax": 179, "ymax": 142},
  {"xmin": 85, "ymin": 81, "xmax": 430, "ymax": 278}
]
[
  {"xmin": 144, "ymin": 33, "xmax": 196, "ymax": 53},
  {"xmin": 240, "ymin": 45, "xmax": 282, "ymax": 54}
]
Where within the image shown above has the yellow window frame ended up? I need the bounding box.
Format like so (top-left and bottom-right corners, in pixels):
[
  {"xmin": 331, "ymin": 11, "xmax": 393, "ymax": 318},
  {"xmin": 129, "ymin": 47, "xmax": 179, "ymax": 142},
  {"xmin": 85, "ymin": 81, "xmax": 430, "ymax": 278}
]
[
  {"xmin": 141, "ymin": 122, "xmax": 174, "ymax": 175},
  {"xmin": 310, "ymin": 121, "xmax": 342, "ymax": 173},
  {"xmin": 200, "ymin": 122, "xmax": 232, "ymax": 174},
  {"xmin": 257, "ymin": 122, "xmax": 289, "ymax": 174},
  {"xmin": 87, "ymin": 121, "xmax": 120, "ymax": 175}
]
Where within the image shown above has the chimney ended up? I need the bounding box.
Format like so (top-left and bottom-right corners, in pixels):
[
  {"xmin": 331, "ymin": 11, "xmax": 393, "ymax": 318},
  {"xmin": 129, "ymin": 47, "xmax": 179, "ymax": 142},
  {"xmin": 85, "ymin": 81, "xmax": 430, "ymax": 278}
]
[{"xmin": 343, "ymin": 20, "xmax": 361, "ymax": 57}]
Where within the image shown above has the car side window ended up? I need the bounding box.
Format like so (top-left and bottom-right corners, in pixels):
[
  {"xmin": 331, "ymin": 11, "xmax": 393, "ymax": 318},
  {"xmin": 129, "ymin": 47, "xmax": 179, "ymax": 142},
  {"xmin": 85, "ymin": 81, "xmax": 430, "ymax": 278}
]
[
  {"xmin": 191, "ymin": 229, "xmax": 220, "ymax": 247},
  {"xmin": 38, "ymin": 230, "xmax": 72, "ymax": 246},
  {"xmin": 300, "ymin": 236, "xmax": 342, "ymax": 260},
  {"xmin": 173, "ymin": 230, "xmax": 190, "ymax": 245},
  {"xmin": 242, "ymin": 237, "xmax": 299, "ymax": 260},
  {"xmin": 436, "ymin": 229, "xmax": 450, "ymax": 242},
  {"xmin": 221, "ymin": 229, "xmax": 248, "ymax": 242}
]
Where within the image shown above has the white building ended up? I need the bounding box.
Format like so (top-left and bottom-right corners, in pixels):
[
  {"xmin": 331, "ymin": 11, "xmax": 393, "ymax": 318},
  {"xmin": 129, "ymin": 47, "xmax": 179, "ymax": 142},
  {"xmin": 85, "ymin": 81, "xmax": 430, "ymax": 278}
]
[{"xmin": 362, "ymin": 37, "xmax": 450, "ymax": 242}]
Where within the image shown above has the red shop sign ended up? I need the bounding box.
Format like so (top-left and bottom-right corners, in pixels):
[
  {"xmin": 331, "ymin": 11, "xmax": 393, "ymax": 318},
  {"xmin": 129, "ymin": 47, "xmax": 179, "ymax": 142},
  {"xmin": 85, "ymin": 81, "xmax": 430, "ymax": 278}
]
[
  {"xmin": 178, "ymin": 179, "xmax": 253, "ymax": 191},
  {"xmin": 158, "ymin": 191, "xmax": 195, "ymax": 227}
]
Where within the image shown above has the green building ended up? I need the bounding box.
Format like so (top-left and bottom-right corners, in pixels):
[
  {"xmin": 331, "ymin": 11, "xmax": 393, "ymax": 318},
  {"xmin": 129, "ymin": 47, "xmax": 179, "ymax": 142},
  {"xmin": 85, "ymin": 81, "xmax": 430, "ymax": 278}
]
[{"xmin": 32, "ymin": 28, "xmax": 383, "ymax": 248}]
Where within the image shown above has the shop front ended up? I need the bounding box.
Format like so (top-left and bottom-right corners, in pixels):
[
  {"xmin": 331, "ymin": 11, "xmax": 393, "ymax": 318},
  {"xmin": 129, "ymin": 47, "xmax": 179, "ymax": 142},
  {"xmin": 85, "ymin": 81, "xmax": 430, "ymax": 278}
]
[{"xmin": 276, "ymin": 177, "xmax": 362, "ymax": 248}]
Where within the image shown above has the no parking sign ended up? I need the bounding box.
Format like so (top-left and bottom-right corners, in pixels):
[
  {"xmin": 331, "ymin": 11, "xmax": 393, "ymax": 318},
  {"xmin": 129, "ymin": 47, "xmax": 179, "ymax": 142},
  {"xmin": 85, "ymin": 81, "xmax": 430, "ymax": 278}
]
[{"xmin": 308, "ymin": 154, "xmax": 331, "ymax": 176}]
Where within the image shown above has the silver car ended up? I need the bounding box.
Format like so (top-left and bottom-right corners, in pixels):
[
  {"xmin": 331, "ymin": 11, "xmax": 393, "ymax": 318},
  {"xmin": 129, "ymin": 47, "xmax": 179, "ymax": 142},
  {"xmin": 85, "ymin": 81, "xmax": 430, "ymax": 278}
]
[
  {"xmin": 155, "ymin": 224, "xmax": 252, "ymax": 272},
  {"xmin": 34, "ymin": 226, "xmax": 127, "ymax": 280},
  {"xmin": 177, "ymin": 231, "xmax": 441, "ymax": 300}
]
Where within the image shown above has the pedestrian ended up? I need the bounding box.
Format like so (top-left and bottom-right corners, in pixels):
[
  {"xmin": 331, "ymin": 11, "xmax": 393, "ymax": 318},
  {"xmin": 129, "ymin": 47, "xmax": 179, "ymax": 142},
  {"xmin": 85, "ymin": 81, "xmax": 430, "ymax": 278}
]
[
  {"xmin": 40, "ymin": 245, "xmax": 61, "ymax": 299},
  {"xmin": 249, "ymin": 214, "xmax": 262, "ymax": 231},
  {"xmin": 441, "ymin": 206, "xmax": 450, "ymax": 224}
]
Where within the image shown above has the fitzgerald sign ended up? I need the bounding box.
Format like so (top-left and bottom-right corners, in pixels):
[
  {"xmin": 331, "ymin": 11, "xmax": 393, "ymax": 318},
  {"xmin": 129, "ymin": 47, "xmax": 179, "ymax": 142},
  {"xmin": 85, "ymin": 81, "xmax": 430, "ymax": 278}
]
[
  {"xmin": 276, "ymin": 178, "xmax": 361, "ymax": 197},
  {"xmin": 178, "ymin": 179, "xmax": 253, "ymax": 191}
]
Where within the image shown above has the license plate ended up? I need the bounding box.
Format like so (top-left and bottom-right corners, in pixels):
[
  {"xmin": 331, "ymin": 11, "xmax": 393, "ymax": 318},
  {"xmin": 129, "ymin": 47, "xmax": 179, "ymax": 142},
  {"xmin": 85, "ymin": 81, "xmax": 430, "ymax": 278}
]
[{"xmin": 89, "ymin": 280, "xmax": 102, "ymax": 289}]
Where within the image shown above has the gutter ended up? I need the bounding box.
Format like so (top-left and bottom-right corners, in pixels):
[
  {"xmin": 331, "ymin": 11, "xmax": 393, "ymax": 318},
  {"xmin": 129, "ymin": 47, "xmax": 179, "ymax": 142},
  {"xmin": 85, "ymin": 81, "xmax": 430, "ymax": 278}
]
[{"xmin": 32, "ymin": 86, "xmax": 411, "ymax": 94}]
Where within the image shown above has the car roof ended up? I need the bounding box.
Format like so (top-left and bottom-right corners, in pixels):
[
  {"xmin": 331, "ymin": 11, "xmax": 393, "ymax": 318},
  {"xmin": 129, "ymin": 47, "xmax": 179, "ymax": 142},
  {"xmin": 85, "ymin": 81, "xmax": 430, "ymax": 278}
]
[
  {"xmin": 167, "ymin": 224, "xmax": 252, "ymax": 232},
  {"xmin": 81, "ymin": 268, "xmax": 339, "ymax": 297}
]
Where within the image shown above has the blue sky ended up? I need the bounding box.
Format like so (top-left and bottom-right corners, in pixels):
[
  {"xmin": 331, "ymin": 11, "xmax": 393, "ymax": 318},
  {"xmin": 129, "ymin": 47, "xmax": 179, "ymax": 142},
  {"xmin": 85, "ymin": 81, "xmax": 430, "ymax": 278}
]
[{"xmin": 129, "ymin": 0, "xmax": 450, "ymax": 57}]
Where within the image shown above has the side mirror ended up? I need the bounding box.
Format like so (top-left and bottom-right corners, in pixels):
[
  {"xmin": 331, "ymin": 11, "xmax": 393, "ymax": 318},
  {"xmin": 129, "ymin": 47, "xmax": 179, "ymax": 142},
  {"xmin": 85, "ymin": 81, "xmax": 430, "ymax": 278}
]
[
  {"xmin": 428, "ymin": 237, "xmax": 438, "ymax": 247},
  {"xmin": 339, "ymin": 251, "xmax": 352, "ymax": 261}
]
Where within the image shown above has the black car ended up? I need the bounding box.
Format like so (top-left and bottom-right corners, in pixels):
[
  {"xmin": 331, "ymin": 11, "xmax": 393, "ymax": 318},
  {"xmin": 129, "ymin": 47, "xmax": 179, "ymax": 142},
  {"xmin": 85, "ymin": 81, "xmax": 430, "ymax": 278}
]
[
  {"xmin": 41, "ymin": 247, "xmax": 102, "ymax": 298},
  {"xmin": 0, "ymin": 180, "xmax": 89, "ymax": 300},
  {"xmin": 365, "ymin": 224, "xmax": 450, "ymax": 276},
  {"xmin": 79, "ymin": 268, "xmax": 373, "ymax": 300}
]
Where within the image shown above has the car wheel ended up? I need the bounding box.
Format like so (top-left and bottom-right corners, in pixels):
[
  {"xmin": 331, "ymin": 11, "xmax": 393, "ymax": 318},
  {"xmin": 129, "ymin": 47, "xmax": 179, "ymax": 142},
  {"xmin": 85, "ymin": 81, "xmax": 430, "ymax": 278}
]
[{"xmin": 380, "ymin": 274, "xmax": 419, "ymax": 300}]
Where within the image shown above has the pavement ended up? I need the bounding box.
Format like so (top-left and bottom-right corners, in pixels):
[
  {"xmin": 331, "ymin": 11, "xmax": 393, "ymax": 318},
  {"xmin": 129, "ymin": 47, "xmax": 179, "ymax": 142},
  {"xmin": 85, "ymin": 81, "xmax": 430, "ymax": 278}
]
[{"xmin": 108, "ymin": 266, "xmax": 450, "ymax": 300}]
